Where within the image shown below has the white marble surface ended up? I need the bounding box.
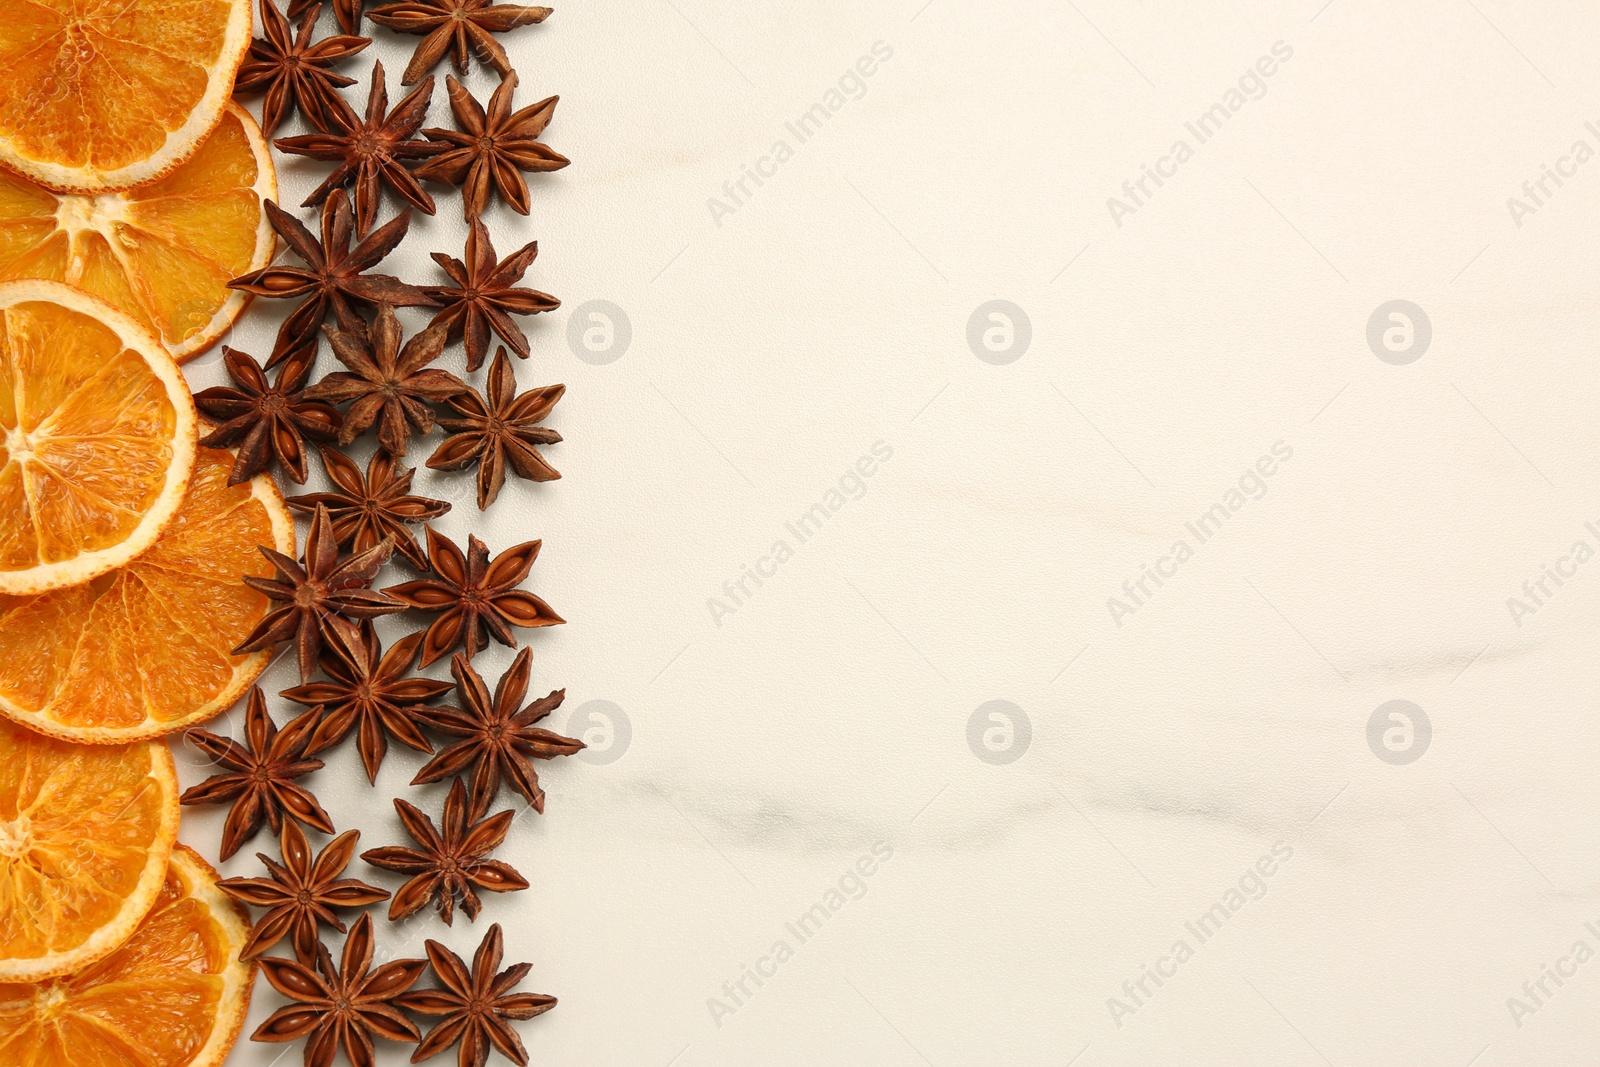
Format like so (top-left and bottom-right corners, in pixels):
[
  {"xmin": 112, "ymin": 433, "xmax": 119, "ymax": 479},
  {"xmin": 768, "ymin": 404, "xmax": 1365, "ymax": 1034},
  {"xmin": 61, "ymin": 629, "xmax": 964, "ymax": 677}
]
[{"xmin": 185, "ymin": 1, "xmax": 1600, "ymax": 1064}]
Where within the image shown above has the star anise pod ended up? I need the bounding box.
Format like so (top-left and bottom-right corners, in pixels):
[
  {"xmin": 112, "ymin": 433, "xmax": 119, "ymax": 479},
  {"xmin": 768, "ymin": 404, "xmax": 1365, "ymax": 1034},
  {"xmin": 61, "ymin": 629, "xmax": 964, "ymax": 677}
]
[
  {"xmin": 289, "ymin": 0, "xmax": 368, "ymax": 34},
  {"xmin": 234, "ymin": 504, "xmax": 407, "ymax": 683},
  {"xmin": 361, "ymin": 778, "xmax": 528, "ymax": 924},
  {"xmin": 368, "ymin": 0, "xmax": 551, "ymax": 86},
  {"xmin": 194, "ymin": 347, "xmax": 341, "ymax": 485},
  {"xmin": 399, "ymin": 924, "xmax": 555, "ymax": 1067},
  {"xmin": 428, "ymin": 349, "xmax": 562, "ymax": 509},
  {"xmin": 282, "ymin": 621, "xmax": 454, "ymax": 783},
  {"xmin": 302, "ymin": 304, "xmax": 465, "ymax": 456},
  {"xmin": 413, "ymin": 73, "xmax": 567, "ymax": 221},
  {"xmin": 289, "ymin": 447, "xmax": 451, "ymax": 569},
  {"xmin": 385, "ymin": 529, "xmax": 563, "ymax": 668},
  {"xmin": 235, "ymin": 0, "xmax": 370, "ymax": 136},
  {"xmin": 254, "ymin": 913, "xmax": 426, "ymax": 1067},
  {"xmin": 179, "ymin": 689, "xmax": 335, "ymax": 860},
  {"xmin": 424, "ymin": 220, "xmax": 558, "ymax": 372},
  {"xmin": 218, "ymin": 820, "xmax": 390, "ymax": 961},
  {"xmin": 411, "ymin": 648, "xmax": 580, "ymax": 816},
  {"xmin": 229, "ymin": 188, "xmax": 434, "ymax": 359},
  {"xmin": 276, "ymin": 60, "xmax": 441, "ymax": 237}
]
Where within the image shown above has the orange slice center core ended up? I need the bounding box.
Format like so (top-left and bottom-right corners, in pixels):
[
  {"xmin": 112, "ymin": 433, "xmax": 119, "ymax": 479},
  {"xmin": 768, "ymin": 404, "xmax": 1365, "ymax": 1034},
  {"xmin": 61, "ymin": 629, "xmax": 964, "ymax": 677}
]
[
  {"xmin": 3, "ymin": 424, "xmax": 34, "ymax": 464},
  {"xmin": 54, "ymin": 192, "xmax": 128, "ymax": 236},
  {"xmin": 0, "ymin": 814, "xmax": 31, "ymax": 860}
]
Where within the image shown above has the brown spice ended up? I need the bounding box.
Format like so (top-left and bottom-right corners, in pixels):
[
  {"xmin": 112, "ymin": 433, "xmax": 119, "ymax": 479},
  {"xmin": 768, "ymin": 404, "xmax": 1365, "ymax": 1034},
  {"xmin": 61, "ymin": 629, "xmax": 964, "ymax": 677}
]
[
  {"xmin": 253, "ymin": 914, "xmax": 426, "ymax": 1066},
  {"xmin": 288, "ymin": 0, "xmax": 369, "ymax": 34},
  {"xmin": 413, "ymin": 73, "xmax": 568, "ymax": 221},
  {"xmin": 385, "ymin": 529, "xmax": 564, "ymax": 668},
  {"xmin": 194, "ymin": 347, "xmax": 341, "ymax": 486},
  {"xmin": 233, "ymin": 504, "xmax": 407, "ymax": 683},
  {"xmin": 400, "ymin": 923, "xmax": 556, "ymax": 1067},
  {"xmin": 228, "ymin": 189, "xmax": 435, "ymax": 358},
  {"xmin": 234, "ymin": 0, "xmax": 370, "ymax": 137},
  {"xmin": 305, "ymin": 303, "xmax": 467, "ymax": 456},
  {"xmin": 275, "ymin": 60, "xmax": 442, "ymax": 238},
  {"xmin": 288, "ymin": 447, "xmax": 451, "ymax": 569},
  {"xmin": 368, "ymin": 0, "xmax": 552, "ymax": 86},
  {"xmin": 361, "ymin": 778, "xmax": 528, "ymax": 924},
  {"xmin": 411, "ymin": 647, "xmax": 580, "ymax": 816},
  {"xmin": 425, "ymin": 220, "xmax": 559, "ymax": 372},
  {"xmin": 281, "ymin": 621, "xmax": 454, "ymax": 784},
  {"xmin": 428, "ymin": 348, "xmax": 563, "ymax": 510},
  {"xmin": 217, "ymin": 820, "xmax": 390, "ymax": 961},
  {"xmin": 178, "ymin": 688, "xmax": 335, "ymax": 860}
]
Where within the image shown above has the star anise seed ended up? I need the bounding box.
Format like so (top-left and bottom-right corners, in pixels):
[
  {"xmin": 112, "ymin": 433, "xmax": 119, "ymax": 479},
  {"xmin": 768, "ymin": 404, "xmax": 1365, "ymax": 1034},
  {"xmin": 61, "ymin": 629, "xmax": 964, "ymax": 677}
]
[
  {"xmin": 368, "ymin": 0, "xmax": 551, "ymax": 86},
  {"xmin": 282, "ymin": 620, "xmax": 454, "ymax": 784},
  {"xmin": 385, "ymin": 529, "xmax": 563, "ymax": 668},
  {"xmin": 428, "ymin": 348, "xmax": 562, "ymax": 510},
  {"xmin": 253, "ymin": 914, "xmax": 425, "ymax": 1067},
  {"xmin": 413, "ymin": 73, "xmax": 567, "ymax": 221},
  {"xmin": 234, "ymin": 504, "xmax": 407, "ymax": 683},
  {"xmin": 179, "ymin": 689, "xmax": 335, "ymax": 860},
  {"xmin": 218, "ymin": 820, "xmax": 390, "ymax": 961},
  {"xmin": 424, "ymin": 220, "xmax": 558, "ymax": 372},
  {"xmin": 412, "ymin": 648, "xmax": 580, "ymax": 817},
  {"xmin": 304, "ymin": 303, "xmax": 467, "ymax": 456},
  {"xmin": 194, "ymin": 348, "xmax": 341, "ymax": 485},
  {"xmin": 399, "ymin": 923, "xmax": 555, "ymax": 1067},
  {"xmin": 235, "ymin": 0, "xmax": 370, "ymax": 136},
  {"xmin": 288, "ymin": 447, "xmax": 451, "ymax": 569},
  {"xmin": 276, "ymin": 60, "xmax": 442, "ymax": 238},
  {"xmin": 361, "ymin": 778, "xmax": 528, "ymax": 925},
  {"xmin": 229, "ymin": 188, "xmax": 435, "ymax": 360}
]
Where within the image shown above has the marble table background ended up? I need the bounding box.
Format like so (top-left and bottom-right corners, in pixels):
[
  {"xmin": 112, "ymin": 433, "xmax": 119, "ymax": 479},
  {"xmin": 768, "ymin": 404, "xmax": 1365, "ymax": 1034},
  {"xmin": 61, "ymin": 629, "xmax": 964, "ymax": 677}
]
[{"xmin": 187, "ymin": 1, "xmax": 1600, "ymax": 1063}]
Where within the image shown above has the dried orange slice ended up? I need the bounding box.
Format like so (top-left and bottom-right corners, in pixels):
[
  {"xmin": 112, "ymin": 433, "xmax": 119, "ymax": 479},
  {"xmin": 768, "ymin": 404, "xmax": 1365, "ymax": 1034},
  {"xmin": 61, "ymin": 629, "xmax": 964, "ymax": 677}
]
[
  {"xmin": 0, "ymin": 280, "xmax": 199, "ymax": 595},
  {"xmin": 0, "ymin": 104, "xmax": 277, "ymax": 361},
  {"xmin": 0, "ymin": 0, "xmax": 254, "ymax": 194},
  {"xmin": 0, "ymin": 718, "xmax": 179, "ymax": 982},
  {"xmin": 0, "ymin": 845, "xmax": 254, "ymax": 1067},
  {"xmin": 0, "ymin": 439, "xmax": 295, "ymax": 744}
]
